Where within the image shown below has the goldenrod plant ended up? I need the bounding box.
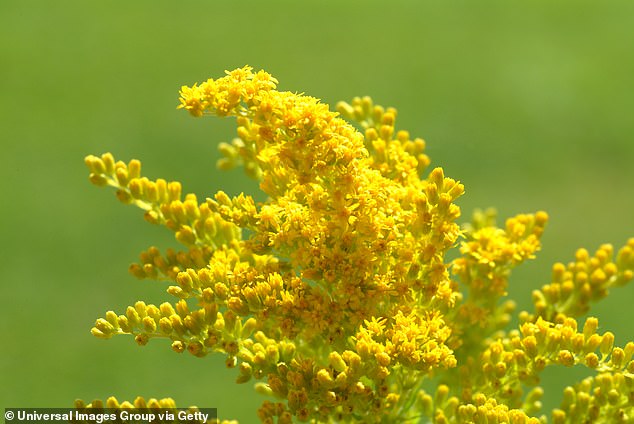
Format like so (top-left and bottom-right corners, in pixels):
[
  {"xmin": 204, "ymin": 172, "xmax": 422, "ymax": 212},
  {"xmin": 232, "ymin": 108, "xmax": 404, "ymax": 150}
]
[{"xmin": 82, "ymin": 66, "xmax": 634, "ymax": 423}]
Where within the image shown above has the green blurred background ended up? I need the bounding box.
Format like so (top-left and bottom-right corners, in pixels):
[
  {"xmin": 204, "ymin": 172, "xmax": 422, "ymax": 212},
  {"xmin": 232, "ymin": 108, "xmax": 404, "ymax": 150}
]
[{"xmin": 2, "ymin": 0, "xmax": 633, "ymax": 421}]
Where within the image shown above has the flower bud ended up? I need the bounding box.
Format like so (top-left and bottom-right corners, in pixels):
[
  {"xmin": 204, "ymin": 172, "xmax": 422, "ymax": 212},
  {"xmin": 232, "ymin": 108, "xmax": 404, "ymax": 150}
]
[
  {"xmin": 600, "ymin": 332, "xmax": 615, "ymax": 356},
  {"xmin": 328, "ymin": 351, "xmax": 347, "ymax": 373}
]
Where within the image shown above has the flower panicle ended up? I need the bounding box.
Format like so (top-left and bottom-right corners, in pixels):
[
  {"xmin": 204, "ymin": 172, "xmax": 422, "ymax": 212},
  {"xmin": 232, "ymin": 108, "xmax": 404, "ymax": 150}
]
[{"xmin": 83, "ymin": 66, "xmax": 634, "ymax": 424}]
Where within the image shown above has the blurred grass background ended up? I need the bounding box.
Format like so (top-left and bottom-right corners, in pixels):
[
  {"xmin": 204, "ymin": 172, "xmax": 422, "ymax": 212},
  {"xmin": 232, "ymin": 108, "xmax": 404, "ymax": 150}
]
[{"xmin": 1, "ymin": 0, "xmax": 633, "ymax": 421}]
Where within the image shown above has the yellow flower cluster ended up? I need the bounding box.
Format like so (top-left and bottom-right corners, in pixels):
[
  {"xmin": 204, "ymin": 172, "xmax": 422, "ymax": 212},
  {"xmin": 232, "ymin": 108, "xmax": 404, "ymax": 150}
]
[
  {"xmin": 524, "ymin": 239, "xmax": 634, "ymax": 323},
  {"xmin": 82, "ymin": 66, "xmax": 634, "ymax": 423},
  {"xmin": 449, "ymin": 209, "xmax": 549, "ymax": 359},
  {"xmin": 75, "ymin": 396, "xmax": 179, "ymax": 410},
  {"xmin": 553, "ymin": 371, "xmax": 634, "ymax": 423},
  {"xmin": 416, "ymin": 386, "xmax": 542, "ymax": 424},
  {"xmin": 457, "ymin": 316, "xmax": 633, "ymax": 405},
  {"xmin": 74, "ymin": 396, "xmax": 236, "ymax": 424}
]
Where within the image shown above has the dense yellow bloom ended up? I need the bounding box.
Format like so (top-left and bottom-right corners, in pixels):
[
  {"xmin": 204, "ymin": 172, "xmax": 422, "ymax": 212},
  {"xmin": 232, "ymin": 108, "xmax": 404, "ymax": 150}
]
[{"xmin": 82, "ymin": 66, "xmax": 634, "ymax": 423}]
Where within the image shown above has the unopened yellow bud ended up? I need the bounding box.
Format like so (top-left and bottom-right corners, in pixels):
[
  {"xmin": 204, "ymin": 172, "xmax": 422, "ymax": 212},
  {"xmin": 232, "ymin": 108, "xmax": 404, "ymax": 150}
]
[
  {"xmin": 89, "ymin": 173, "xmax": 108, "ymax": 186},
  {"xmin": 585, "ymin": 333, "xmax": 602, "ymax": 352},
  {"xmin": 583, "ymin": 317, "xmax": 599, "ymax": 340},
  {"xmin": 128, "ymin": 178, "xmax": 143, "ymax": 198},
  {"xmin": 165, "ymin": 181, "xmax": 181, "ymax": 202},
  {"xmin": 145, "ymin": 181, "xmax": 158, "ymax": 202},
  {"xmin": 375, "ymin": 351, "xmax": 391, "ymax": 367},
  {"xmin": 381, "ymin": 110, "xmax": 395, "ymax": 126},
  {"xmin": 115, "ymin": 189, "xmax": 132, "ymax": 204},
  {"xmin": 552, "ymin": 409, "xmax": 566, "ymax": 424},
  {"xmin": 117, "ymin": 315, "xmax": 130, "ymax": 332},
  {"xmin": 85, "ymin": 155, "xmax": 106, "ymax": 174},
  {"xmin": 128, "ymin": 159, "xmax": 141, "ymax": 179},
  {"xmin": 334, "ymin": 371, "xmax": 347, "ymax": 387},
  {"xmin": 365, "ymin": 127, "xmax": 378, "ymax": 142},
  {"xmin": 176, "ymin": 271, "xmax": 194, "ymax": 291},
  {"xmin": 104, "ymin": 396, "xmax": 119, "ymax": 409},
  {"xmin": 175, "ymin": 225, "xmax": 196, "ymax": 246},
  {"xmin": 184, "ymin": 199, "xmax": 200, "ymax": 220},
  {"xmin": 336, "ymin": 101, "xmax": 354, "ymax": 119},
  {"xmin": 169, "ymin": 315, "xmax": 185, "ymax": 335},
  {"xmin": 157, "ymin": 302, "xmax": 174, "ymax": 317},
  {"xmin": 241, "ymin": 317, "xmax": 258, "ymax": 338},
  {"xmin": 417, "ymin": 393, "xmax": 433, "ymax": 416},
  {"xmin": 105, "ymin": 311, "xmax": 119, "ymax": 328},
  {"xmin": 142, "ymin": 317, "xmax": 157, "ymax": 333},
  {"xmin": 265, "ymin": 345, "xmax": 280, "ymax": 364},
  {"xmin": 158, "ymin": 317, "xmax": 172, "ymax": 335},
  {"xmin": 316, "ymin": 369, "xmax": 334, "ymax": 387},
  {"xmin": 435, "ymin": 384, "xmax": 450, "ymax": 405},
  {"xmin": 557, "ymin": 350, "xmax": 575, "ymax": 367},
  {"xmin": 216, "ymin": 158, "xmax": 236, "ymax": 171},
  {"xmin": 280, "ymin": 341, "xmax": 296, "ymax": 361},
  {"xmin": 576, "ymin": 248, "xmax": 590, "ymax": 262},
  {"xmin": 254, "ymin": 382, "xmax": 273, "ymax": 397},
  {"xmin": 607, "ymin": 389, "xmax": 620, "ymax": 405},
  {"xmin": 144, "ymin": 210, "xmax": 160, "ymax": 225},
  {"xmin": 600, "ymin": 332, "xmax": 615, "ymax": 356},
  {"xmin": 379, "ymin": 124, "xmax": 394, "ymax": 141},
  {"xmin": 522, "ymin": 336, "xmax": 538, "ymax": 357},
  {"xmin": 328, "ymin": 351, "xmax": 347, "ymax": 373},
  {"xmin": 228, "ymin": 297, "xmax": 249, "ymax": 315},
  {"xmin": 90, "ymin": 400, "xmax": 104, "ymax": 408},
  {"xmin": 91, "ymin": 327, "xmax": 109, "ymax": 339},
  {"xmin": 610, "ymin": 347, "xmax": 625, "ymax": 368},
  {"xmin": 535, "ymin": 210, "xmax": 549, "ymax": 225},
  {"xmin": 215, "ymin": 191, "xmax": 232, "ymax": 207},
  {"xmin": 584, "ymin": 352, "xmax": 599, "ymax": 368},
  {"xmin": 113, "ymin": 166, "xmax": 129, "ymax": 186},
  {"xmin": 125, "ymin": 306, "xmax": 140, "ymax": 325}
]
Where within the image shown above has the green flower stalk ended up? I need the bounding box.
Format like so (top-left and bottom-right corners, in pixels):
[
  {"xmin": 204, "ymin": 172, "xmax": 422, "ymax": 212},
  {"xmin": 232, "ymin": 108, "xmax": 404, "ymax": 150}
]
[{"xmin": 81, "ymin": 66, "xmax": 634, "ymax": 423}]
